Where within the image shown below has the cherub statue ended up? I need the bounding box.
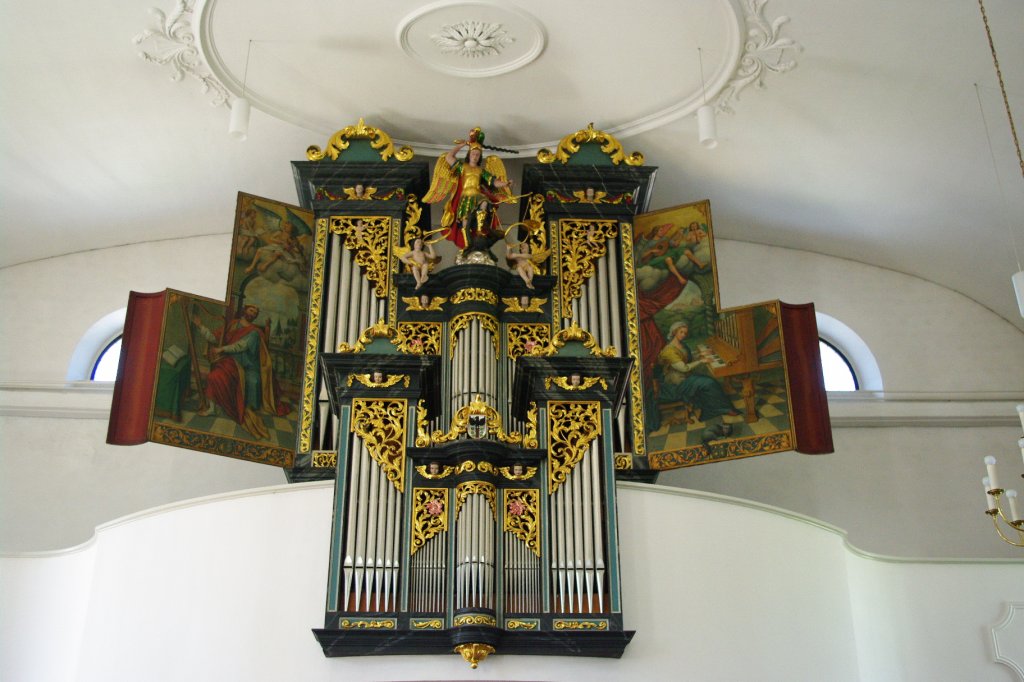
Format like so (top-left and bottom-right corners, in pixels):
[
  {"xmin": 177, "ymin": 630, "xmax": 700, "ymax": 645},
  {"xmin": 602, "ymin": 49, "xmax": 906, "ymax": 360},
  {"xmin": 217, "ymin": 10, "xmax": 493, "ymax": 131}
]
[
  {"xmin": 422, "ymin": 127, "xmax": 515, "ymax": 254},
  {"xmin": 505, "ymin": 241, "xmax": 549, "ymax": 289},
  {"xmin": 343, "ymin": 183, "xmax": 377, "ymax": 200},
  {"xmin": 398, "ymin": 238, "xmax": 441, "ymax": 289}
]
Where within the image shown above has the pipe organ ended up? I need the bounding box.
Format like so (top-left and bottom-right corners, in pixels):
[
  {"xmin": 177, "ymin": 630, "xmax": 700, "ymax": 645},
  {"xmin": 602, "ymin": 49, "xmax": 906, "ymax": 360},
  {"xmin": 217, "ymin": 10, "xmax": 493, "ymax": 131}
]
[{"xmin": 290, "ymin": 123, "xmax": 655, "ymax": 665}]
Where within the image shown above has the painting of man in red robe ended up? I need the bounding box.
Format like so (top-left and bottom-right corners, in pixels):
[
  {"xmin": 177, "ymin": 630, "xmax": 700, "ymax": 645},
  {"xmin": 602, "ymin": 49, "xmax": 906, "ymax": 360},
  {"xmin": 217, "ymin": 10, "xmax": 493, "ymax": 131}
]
[{"xmin": 193, "ymin": 303, "xmax": 290, "ymax": 440}]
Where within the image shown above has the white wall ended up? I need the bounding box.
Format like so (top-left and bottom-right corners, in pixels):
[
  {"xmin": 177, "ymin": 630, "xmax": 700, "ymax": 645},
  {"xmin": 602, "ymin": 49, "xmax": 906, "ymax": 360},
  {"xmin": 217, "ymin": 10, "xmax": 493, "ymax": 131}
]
[
  {"xmin": 2, "ymin": 483, "xmax": 1020, "ymax": 682},
  {"xmin": 1, "ymin": 236, "xmax": 1022, "ymax": 557}
]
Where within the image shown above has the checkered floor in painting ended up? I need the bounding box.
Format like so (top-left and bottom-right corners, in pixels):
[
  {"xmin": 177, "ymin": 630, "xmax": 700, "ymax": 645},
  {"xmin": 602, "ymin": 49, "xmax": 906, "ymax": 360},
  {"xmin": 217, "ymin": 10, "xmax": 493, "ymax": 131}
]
[
  {"xmin": 177, "ymin": 406, "xmax": 295, "ymax": 444},
  {"xmin": 645, "ymin": 376, "xmax": 791, "ymax": 453}
]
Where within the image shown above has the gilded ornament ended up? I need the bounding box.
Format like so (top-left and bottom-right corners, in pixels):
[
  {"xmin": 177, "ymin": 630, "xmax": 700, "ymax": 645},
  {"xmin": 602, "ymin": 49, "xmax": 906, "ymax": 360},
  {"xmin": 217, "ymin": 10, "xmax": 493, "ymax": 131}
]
[
  {"xmin": 557, "ymin": 219, "xmax": 619, "ymax": 318},
  {"xmin": 522, "ymin": 402, "xmax": 539, "ymax": 449},
  {"xmin": 451, "ymin": 288, "xmax": 498, "ymax": 306},
  {"xmin": 307, "ymin": 118, "xmax": 414, "ymax": 162},
  {"xmin": 455, "ymin": 481, "xmax": 497, "ymax": 521},
  {"xmin": 544, "ymin": 375, "xmax": 609, "ymax": 391},
  {"xmin": 456, "ymin": 460, "xmax": 497, "ymax": 475},
  {"xmin": 351, "ymin": 398, "xmax": 407, "ymax": 491},
  {"xmin": 411, "ymin": 619, "xmax": 443, "ymax": 630},
  {"xmin": 299, "ymin": 218, "xmax": 330, "ymax": 453},
  {"xmin": 614, "ymin": 454, "xmax": 633, "ymax": 471},
  {"xmin": 552, "ymin": 619, "xmax": 609, "ymax": 631},
  {"xmin": 454, "ymin": 642, "xmax": 495, "ymax": 669},
  {"xmin": 524, "ymin": 194, "xmax": 549, "ymax": 274},
  {"xmin": 431, "ymin": 395, "xmax": 523, "ymax": 446},
  {"xmin": 501, "ymin": 296, "xmax": 546, "ymax": 313},
  {"xmin": 526, "ymin": 321, "xmax": 616, "ymax": 358},
  {"xmin": 403, "ymin": 195, "xmax": 423, "ymax": 243},
  {"xmin": 402, "ymin": 295, "xmax": 447, "ymax": 312},
  {"xmin": 547, "ymin": 401, "xmax": 602, "ymax": 494},
  {"xmin": 347, "ymin": 373, "xmax": 410, "ymax": 389},
  {"xmin": 312, "ymin": 451, "xmax": 338, "ymax": 468},
  {"xmin": 416, "ymin": 464, "xmax": 454, "ymax": 479},
  {"xmin": 397, "ymin": 321, "xmax": 442, "ymax": 355},
  {"xmin": 504, "ymin": 489, "xmax": 540, "ymax": 557},
  {"xmin": 506, "ymin": 323, "xmax": 551, "ymax": 359},
  {"xmin": 536, "ymin": 123, "xmax": 644, "ymax": 166},
  {"xmin": 411, "ymin": 488, "xmax": 448, "ymax": 556},
  {"xmin": 339, "ymin": 619, "xmax": 397, "ymax": 629},
  {"xmin": 648, "ymin": 431, "xmax": 793, "ymax": 470},
  {"xmin": 452, "ymin": 614, "xmax": 497, "ymax": 627},
  {"xmin": 449, "ymin": 313, "xmax": 499, "ymax": 356},
  {"xmin": 337, "ymin": 319, "xmax": 410, "ymax": 354},
  {"xmin": 328, "ymin": 216, "xmax": 392, "ymax": 298},
  {"xmin": 498, "ymin": 465, "xmax": 537, "ymax": 481},
  {"xmin": 505, "ymin": 619, "xmax": 539, "ymax": 630},
  {"xmin": 619, "ymin": 225, "xmax": 647, "ymax": 456},
  {"xmin": 415, "ymin": 399, "xmax": 433, "ymax": 448}
]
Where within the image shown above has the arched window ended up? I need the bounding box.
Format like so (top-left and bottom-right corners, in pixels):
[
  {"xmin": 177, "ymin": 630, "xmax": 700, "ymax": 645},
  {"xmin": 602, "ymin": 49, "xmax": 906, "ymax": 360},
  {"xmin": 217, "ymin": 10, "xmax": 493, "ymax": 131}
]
[
  {"xmin": 819, "ymin": 338, "xmax": 858, "ymax": 391},
  {"xmin": 67, "ymin": 308, "xmax": 126, "ymax": 382},
  {"xmin": 814, "ymin": 312, "xmax": 882, "ymax": 391},
  {"xmin": 90, "ymin": 335, "xmax": 123, "ymax": 381}
]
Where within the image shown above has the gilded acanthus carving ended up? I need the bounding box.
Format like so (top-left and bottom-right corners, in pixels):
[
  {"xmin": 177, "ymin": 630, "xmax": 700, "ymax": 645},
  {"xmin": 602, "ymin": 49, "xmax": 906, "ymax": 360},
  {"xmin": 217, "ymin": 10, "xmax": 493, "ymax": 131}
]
[
  {"xmin": 547, "ymin": 401, "xmax": 601, "ymax": 494},
  {"xmin": 351, "ymin": 398, "xmax": 407, "ymax": 491}
]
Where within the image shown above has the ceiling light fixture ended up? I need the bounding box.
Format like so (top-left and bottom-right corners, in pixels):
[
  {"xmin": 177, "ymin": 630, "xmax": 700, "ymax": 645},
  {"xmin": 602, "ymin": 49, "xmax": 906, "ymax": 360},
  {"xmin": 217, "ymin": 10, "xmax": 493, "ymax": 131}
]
[
  {"xmin": 976, "ymin": 0, "xmax": 1024, "ymax": 317},
  {"xmin": 696, "ymin": 47, "xmax": 717, "ymax": 149},
  {"xmin": 229, "ymin": 40, "xmax": 254, "ymax": 141},
  {"xmin": 980, "ymin": 406, "xmax": 1024, "ymax": 547}
]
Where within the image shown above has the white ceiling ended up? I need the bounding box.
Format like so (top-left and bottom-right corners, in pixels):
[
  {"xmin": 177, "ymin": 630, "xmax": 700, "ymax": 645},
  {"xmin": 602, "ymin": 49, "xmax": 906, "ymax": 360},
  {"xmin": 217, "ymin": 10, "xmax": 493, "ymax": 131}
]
[{"xmin": 3, "ymin": 0, "xmax": 1023, "ymax": 329}]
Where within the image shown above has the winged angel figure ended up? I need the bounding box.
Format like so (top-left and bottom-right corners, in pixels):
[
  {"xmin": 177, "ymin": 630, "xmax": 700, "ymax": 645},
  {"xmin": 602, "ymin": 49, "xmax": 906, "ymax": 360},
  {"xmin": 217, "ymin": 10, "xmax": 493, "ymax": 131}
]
[{"xmin": 422, "ymin": 127, "xmax": 515, "ymax": 253}]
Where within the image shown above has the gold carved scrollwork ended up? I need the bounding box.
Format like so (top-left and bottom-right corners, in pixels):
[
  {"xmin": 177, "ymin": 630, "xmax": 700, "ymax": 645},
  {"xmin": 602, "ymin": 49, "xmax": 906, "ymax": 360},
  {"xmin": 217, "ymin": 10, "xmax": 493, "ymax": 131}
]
[
  {"xmin": 457, "ymin": 460, "xmax": 498, "ymax": 475},
  {"xmin": 397, "ymin": 321, "xmax": 442, "ymax": 355},
  {"xmin": 544, "ymin": 375, "xmax": 609, "ymax": 391},
  {"xmin": 506, "ymin": 323, "xmax": 551, "ymax": 359},
  {"xmin": 415, "ymin": 399, "xmax": 432, "ymax": 448},
  {"xmin": 453, "ymin": 614, "xmax": 497, "ymax": 627},
  {"xmin": 525, "ymin": 321, "xmax": 616, "ymax": 358},
  {"xmin": 524, "ymin": 193, "xmax": 548, "ymax": 274},
  {"xmin": 403, "ymin": 195, "xmax": 423, "ymax": 243},
  {"xmin": 614, "ymin": 454, "xmax": 634, "ymax": 471},
  {"xmin": 311, "ymin": 451, "xmax": 338, "ymax": 468},
  {"xmin": 536, "ymin": 123, "xmax": 644, "ymax": 166},
  {"xmin": 504, "ymin": 489, "xmax": 541, "ymax": 557},
  {"xmin": 501, "ymin": 296, "xmax": 546, "ymax": 313},
  {"xmin": 454, "ymin": 642, "xmax": 495, "ymax": 669},
  {"xmin": 451, "ymin": 288, "xmax": 498, "ymax": 306},
  {"xmin": 619, "ymin": 224, "xmax": 647, "ymax": 456},
  {"xmin": 523, "ymin": 402, "xmax": 539, "ymax": 449},
  {"xmin": 552, "ymin": 619, "xmax": 609, "ymax": 631},
  {"xmin": 411, "ymin": 619, "xmax": 443, "ymax": 630},
  {"xmin": 430, "ymin": 395, "xmax": 523, "ymax": 446},
  {"xmin": 337, "ymin": 319, "xmax": 408, "ymax": 354},
  {"xmin": 329, "ymin": 216, "xmax": 391, "ymax": 298},
  {"xmin": 299, "ymin": 218, "xmax": 330, "ymax": 453},
  {"xmin": 307, "ymin": 118, "xmax": 414, "ymax": 162},
  {"xmin": 506, "ymin": 619, "xmax": 539, "ymax": 630},
  {"xmin": 548, "ymin": 401, "xmax": 602, "ymax": 494},
  {"xmin": 411, "ymin": 488, "xmax": 448, "ymax": 556},
  {"xmin": 339, "ymin": 618, "xmax": 397, "ymax": 629},
  {"xmin": 347, "ymin": 373, "xmax": 410, "ymax": 389},
  {"xmin": 449, "ymin": 313, "xmax": 499, "ymax": 356},
  {"xmin": 557, "ymin": 219, "xmax": 618, "ymax": 317},
  {"xmin": 455, "ymin": 481, "xmax": 497, "ymax": 520},
  {"xmin": 351, "ymin": 398, "xmax": 407, "ymax": 491}
]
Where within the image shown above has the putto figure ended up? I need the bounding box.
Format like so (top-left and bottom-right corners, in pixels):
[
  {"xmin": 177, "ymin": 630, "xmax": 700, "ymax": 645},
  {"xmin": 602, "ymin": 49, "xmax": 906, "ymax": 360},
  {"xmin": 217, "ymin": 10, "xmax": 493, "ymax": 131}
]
[
  {"xmin": 399, "ymin": 238, "xmax": 440, "ymax": 289},
  {"xmin": 423, "ymin": 127, "xmax": 514, "ymax": 253}
]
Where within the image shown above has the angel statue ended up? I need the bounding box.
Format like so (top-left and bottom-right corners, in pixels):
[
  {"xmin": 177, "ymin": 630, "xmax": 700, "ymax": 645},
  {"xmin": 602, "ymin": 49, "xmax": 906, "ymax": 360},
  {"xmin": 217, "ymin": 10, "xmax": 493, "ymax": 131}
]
[
  {"xmin": 505, "ymin": 240, "xmax": 549, "ymax": 289},
  {"xmin": 422, "ymin": 127, "xmax": 515, "ymax": 255}
]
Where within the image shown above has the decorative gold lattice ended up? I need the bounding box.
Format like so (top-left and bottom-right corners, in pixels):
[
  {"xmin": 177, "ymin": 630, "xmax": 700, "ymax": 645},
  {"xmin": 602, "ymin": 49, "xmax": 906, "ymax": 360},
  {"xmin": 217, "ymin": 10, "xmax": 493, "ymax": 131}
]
[
  {"xmin": 351, "ymin": 398, "xmax": 407, "ymax": 491},
  {"xmin": 506, "ymin": 323, "xmax": 551, "ymax": 359},
  {"xmin": 449, "ymin": 312, "xmax": 500, "ymax": 357},
  {"xmin": 547, "ymin": 401, "xmax": 602, "ymax": 494},
  {"xmin": 524, "ymin": 321, "xmax": 616, "ymax": 358},
  {"xmin": 398, "ymin": 321, "xmax": 442, "ymax": 355},
  {"xmin": 410, "ymin": 488, "xmax": 448, "ymax": 556},
  {"xmin": 504, "ymin": 489, "xmax": 541, "ymax": 557},
  {"xmin": 557, "ymin": 219, "xmax": 619, "ymax": 318},
  {"xmin": 330, "ymin": 216, "xmax": 391, "ymax": 298},
  {"xmin": 455, "ymin": 481, "xmax": 497, "ymax": 521}
]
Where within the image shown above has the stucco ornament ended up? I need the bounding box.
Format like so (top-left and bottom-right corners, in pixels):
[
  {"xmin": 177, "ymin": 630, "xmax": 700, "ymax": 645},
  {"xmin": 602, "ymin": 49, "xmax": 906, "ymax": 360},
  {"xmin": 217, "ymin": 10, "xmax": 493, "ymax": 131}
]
[{"xmin": 431, "ymin": 21, "xmax": 514, "ymax": 58}]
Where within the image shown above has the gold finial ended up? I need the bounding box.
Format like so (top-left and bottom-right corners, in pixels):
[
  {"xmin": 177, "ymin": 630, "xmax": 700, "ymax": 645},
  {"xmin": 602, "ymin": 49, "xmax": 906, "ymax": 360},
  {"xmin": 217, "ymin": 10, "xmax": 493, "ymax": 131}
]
[{"xmin": 454, "ymin": 642, "xmax": 495, "ymax": 669}]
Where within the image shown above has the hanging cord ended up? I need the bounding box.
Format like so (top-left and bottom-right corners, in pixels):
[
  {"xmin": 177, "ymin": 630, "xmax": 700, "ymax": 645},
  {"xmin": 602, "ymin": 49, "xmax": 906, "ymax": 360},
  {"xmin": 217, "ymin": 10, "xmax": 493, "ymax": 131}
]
[
  {"xmin": 976, "ymin": 83, "xmax": 1023, "ymax": 270},
  {"xmin": 698, "ymin": 47, "xmax": 707, "ymax": 104},
  {"xmin": 977, "ymin": 0, "xmax": 1023, "ymax": 182},
  {"xmin": 241, "ymin": 40, "xmax": 254, "ymax": 98}
]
